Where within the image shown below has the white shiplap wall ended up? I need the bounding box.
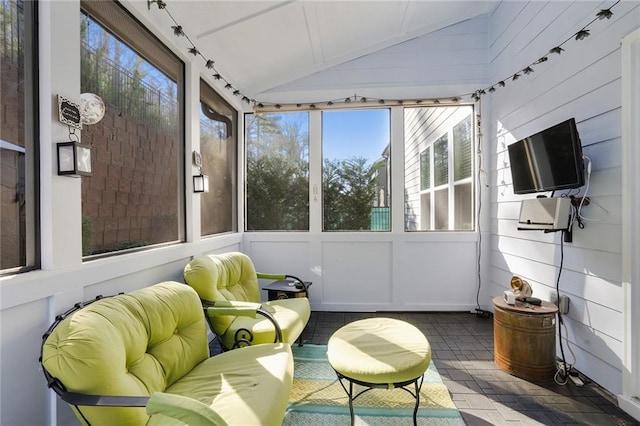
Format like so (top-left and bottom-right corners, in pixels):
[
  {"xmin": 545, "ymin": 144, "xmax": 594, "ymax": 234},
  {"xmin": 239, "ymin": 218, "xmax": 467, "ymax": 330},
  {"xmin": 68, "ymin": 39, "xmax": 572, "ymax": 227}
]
[{"xmin": 485, "ymin": 1, "xmax": 640, "ymax": 395}]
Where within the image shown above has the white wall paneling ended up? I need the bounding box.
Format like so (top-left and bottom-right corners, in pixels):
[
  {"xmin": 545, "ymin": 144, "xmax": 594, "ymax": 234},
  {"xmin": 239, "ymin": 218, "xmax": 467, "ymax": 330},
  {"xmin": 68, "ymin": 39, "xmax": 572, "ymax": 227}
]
[
  {"xmin": 244, "ymin": 233, "xmax": 479, "ymax": 312},
  {"xmin": 486, "ymin": 0, "xmax": 640, "ymax": 397},
  {"xmin": 619, "ymin": 26, "xmax": 640, "ymax": 422}
]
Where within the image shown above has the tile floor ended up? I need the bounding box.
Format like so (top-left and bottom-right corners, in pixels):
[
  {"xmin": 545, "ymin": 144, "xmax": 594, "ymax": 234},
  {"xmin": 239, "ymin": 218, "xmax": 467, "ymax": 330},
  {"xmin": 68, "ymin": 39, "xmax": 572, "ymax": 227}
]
[{"xmin": 298, "ymin": 311, "xmax": 639, "ymax": 426}]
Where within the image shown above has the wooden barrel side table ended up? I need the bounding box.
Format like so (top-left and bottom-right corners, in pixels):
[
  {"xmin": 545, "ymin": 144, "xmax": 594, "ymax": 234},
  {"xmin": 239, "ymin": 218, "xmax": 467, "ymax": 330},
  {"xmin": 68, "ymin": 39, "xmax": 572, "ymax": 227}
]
[{"xmin": 493, "ymin": 296, "xmax": 559, "ymax": 382}]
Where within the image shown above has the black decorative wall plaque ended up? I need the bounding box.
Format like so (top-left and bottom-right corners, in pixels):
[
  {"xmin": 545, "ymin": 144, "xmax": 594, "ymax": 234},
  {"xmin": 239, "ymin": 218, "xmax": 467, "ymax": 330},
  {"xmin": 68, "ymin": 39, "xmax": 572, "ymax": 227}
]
[{"xmin": 57, "ymin": 95, "xmax": 83, "ymax": 130}]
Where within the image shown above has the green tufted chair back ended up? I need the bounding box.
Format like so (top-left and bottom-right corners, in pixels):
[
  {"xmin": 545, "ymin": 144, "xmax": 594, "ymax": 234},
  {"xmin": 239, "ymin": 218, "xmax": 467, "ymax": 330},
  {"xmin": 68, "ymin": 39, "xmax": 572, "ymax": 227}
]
[
  {"xmin": 41, "ymin": 282, "xmax": 209, "ymax": 426},
  {"xmin": 183, "ymin": 252, "xmax": 261, "ymax": 338}
]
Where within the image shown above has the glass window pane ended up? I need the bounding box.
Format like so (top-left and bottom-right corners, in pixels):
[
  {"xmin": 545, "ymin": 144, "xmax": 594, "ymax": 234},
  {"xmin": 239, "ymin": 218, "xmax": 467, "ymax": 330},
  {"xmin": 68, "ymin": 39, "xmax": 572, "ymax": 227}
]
[
  {"xmin": 322, "ymin": 109, "xmax": 390, "ymax": 231},
  {"xmin": 454, "ymin": 114, "xmax": 472, "ymax": 181},
  {"xmin": 404, "ymin": 105, "xmax": 474, "ymax": 232},
  {"xmin": 420, "ymin": 193, "xmax": 431, "ymax": 230},
  {"xmin": 433, "ymin": 134, "xmax": 448, "ymax": 187},
  {"xmin": 245, "ymin": 112, "xmax": 309, "ymax": 231},
  {"xmin": 434, "ymin": 188, "xmax": 449, "ymax": 230},
  {"xmin": 80, "ymin": 6, "xmax": 183, "ymax": 256},
  {"xmin": 420, "ymin": 148, "xmax": 430, "ymax": 190},
  {"xmin": 454, "ymin": 182, "xmax": 473, "ymax": 230},
  {"xmin": 1, "ymin": 0, "xmax": 37, "ymax": 271},
  {"xmin": 200, "ymin": 79, "xmax": 237, "ymax": 235}
]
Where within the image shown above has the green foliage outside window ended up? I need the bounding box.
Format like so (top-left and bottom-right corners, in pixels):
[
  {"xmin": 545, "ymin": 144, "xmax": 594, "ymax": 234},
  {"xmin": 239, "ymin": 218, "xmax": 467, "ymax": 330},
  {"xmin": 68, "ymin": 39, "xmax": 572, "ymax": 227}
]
[
  {"xmin": 245, "ymin": 113, "xmax": 309, "ymax": 231},
  {"xmin": 246, "ymin": 156, "xmax": 309, "ymax": 230},
  {"xmin": 323, "ymin": 157, "xmax": 382, "ymax": 231},
  {"xmin": 245, "ymin": 112, "xmax": 388, "ymax": 231}
]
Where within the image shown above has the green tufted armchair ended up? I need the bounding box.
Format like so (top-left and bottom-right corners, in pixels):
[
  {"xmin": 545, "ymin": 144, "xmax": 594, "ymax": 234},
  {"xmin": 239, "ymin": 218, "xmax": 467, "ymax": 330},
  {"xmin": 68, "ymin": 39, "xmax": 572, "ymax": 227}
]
[
  {"xmin": 40, "ymin": 282, "xmax": 293, "ymax": 426},
  {"xmin": 183, "ymin": 252, "xmax": 311, "ymax": 350}
]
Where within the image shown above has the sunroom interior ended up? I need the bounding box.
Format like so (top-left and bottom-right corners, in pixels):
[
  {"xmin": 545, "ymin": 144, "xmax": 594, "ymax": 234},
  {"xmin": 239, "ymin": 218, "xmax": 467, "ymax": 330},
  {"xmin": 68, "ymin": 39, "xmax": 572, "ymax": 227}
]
[{"xmin": 1, "ymin": 0, "xmax": 640, "ymax": 424}]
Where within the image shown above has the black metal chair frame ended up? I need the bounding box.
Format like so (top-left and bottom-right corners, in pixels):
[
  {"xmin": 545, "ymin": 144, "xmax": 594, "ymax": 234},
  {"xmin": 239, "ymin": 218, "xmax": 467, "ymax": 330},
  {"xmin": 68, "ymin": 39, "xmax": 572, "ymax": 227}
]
[
  {"xmin": 39, "ymin": 293, "xmax": 285, "ymax": 425},
  {"xmin": 39, "ymin": 294, "xmax": 152, "ymax": 426},
  {"xmin": 201, "ymin": 299, "xmax": 284, "ymax": 350}
]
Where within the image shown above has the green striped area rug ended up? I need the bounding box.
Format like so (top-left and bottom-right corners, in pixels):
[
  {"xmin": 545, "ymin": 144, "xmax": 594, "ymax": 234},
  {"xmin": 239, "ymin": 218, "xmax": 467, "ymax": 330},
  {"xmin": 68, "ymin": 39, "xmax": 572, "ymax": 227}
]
[{"xmin": 284, "ymin": 344, "xmax": 465, "ymax": 425}]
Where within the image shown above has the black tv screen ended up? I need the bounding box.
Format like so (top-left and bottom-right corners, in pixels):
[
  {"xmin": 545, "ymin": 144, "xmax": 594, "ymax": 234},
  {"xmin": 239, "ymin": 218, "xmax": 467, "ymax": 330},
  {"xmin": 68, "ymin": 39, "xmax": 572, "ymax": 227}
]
[{"xmin": 508, "ymin": 118, "xmax": 585, "ymax": 194}]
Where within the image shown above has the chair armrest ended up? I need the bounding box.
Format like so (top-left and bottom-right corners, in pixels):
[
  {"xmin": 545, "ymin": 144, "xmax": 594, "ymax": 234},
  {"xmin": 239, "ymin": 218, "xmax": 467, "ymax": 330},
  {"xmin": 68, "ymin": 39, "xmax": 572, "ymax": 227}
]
[
  {"xmin": 204, "ymin": 300, "xmax": 262, "ymax": 317},
  {"xmin": 42, "ymin": 366, "xmax": 150, "ymax": 407},
  {"xmin": 204, "ymin": 301, "xmax": 283, "ymax": 343},
  {"xmin": 146, "ymin": 392, "xmax": 228, "ymax": 426},
  {"xmin": 257, "ymin": 272, "xmax": 286, "ymax": 281}
]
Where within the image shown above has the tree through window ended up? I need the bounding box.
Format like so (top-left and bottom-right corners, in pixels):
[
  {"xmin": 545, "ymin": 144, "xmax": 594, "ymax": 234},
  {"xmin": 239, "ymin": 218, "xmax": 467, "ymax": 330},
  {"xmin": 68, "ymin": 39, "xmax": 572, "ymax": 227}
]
[{"xmin": 245, "ymin": 112, "xmax": 309, "ymax": 231}]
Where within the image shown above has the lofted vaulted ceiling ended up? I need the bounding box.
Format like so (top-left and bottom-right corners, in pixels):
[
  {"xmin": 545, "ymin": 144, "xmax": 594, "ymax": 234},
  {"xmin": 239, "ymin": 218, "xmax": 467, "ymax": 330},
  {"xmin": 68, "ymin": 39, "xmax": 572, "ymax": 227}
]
[{"xmin": 146, "ymin": 1, "xmax": 499, "ymax": 104}]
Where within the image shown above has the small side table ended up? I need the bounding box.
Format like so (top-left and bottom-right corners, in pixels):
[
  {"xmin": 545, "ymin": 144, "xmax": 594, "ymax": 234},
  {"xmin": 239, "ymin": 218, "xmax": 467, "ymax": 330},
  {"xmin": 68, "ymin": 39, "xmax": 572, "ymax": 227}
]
[
  {"xmin": 493, "ymin": 296, "xmax": 558, "ymax": 381},
  {"xmin": 261, "ymin": 280, "xmax": 312, "ymax": 301}
]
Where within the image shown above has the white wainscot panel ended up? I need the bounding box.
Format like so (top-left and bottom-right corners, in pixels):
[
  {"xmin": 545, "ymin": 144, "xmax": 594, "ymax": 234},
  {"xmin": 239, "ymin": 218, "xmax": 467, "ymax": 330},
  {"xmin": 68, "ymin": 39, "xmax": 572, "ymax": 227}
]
[
  {"xmin": 245, "ymin": 240, "xmax": 313, "ymax": 282},
  {"xmin": 395, "ymin": 241, "xmax": 477, "ymax": 309},
  {"xmin": 321, "ymin": 241, "xmax": 391, "ymax": 305},
  {"xmin": 1, "ymin": 299, "xmax": 50, "ymax": 426}
]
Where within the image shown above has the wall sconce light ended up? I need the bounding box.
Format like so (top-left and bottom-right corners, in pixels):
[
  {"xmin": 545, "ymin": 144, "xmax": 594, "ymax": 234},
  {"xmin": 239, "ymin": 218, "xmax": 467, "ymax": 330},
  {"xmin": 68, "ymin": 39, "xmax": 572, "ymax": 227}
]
[
  {"xmin": 193, "ymin": 173, "xmax": 209, "ymax": 193},
  {"xmin": 57, "ymin": 141, "xmax": 93, "ymax": 176}
]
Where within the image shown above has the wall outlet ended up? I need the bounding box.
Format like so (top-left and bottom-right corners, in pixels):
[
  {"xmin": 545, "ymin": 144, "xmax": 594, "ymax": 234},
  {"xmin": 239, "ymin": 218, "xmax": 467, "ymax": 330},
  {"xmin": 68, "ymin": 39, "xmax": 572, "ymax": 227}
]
[
  {"xmin": 550, "ymin": 292, "xmax": 570, "ymax": 315},
  {"xmin": 559, "ymin": 295, "xmax": 570, "ymax": 315}
]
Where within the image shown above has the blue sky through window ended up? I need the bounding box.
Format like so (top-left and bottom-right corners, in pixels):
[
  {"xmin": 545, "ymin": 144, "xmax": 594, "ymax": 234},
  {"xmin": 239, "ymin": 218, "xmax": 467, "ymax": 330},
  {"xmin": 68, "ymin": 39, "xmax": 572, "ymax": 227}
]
[{"xmin": 323, "ymin": 109, "xmax": 390, "ymax": 163}]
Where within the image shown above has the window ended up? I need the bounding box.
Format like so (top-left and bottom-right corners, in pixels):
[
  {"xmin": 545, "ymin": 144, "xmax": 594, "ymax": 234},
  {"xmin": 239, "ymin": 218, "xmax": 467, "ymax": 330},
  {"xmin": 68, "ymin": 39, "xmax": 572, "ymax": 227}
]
[
  {"xmin": 245, "ymin": 112, "xmax": 309, "ymax": 231},
  {"xmin": 1, "ymin": 0, "xmax": 38, "ymax": 272},
  {"xmin": 322, "ymin": 109, "xmax": 390, "ymax": 231},
  {"xmin": 405, "ymin": 106, "xmax": 474, "ymax": 231},
  {"xmin": 199, "ymin": 79, "xmax": 237, "ymax": 235},
  {"xmin": 80, "ymin": 1, "xmax": 184, "ymax": 256}
]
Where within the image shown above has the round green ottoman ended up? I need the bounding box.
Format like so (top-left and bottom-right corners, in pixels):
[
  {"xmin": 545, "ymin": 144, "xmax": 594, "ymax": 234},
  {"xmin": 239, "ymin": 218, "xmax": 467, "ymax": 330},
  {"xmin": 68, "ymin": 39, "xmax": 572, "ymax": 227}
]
[{"xmin": 327, "ymin": 318, "xmax": 431, "ymax": 425}]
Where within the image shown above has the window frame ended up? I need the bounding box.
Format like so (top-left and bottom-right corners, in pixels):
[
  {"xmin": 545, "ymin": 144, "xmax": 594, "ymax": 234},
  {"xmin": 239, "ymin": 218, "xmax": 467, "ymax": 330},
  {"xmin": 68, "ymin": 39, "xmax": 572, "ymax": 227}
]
[
  {"xmin": 0, "ymin": 0, "xmax": 40, "ymax": 275},
  {"xmin": 80, "ymin": 0, "xmax": 186, "ymax": 260},
  {"xmin": 408, "ymin": 106, "xmax": 475, "ymax": 232},
  {"xmin": 199, "ymin": 77, "xmax": 238, "ymax": 237},
  {"xmin": 243, "ymin": 111, "xmax": 310, "ymax": 232},
  {"xmin": 321, "ymin": 108, "xmax": 391, "ymax": 232}
]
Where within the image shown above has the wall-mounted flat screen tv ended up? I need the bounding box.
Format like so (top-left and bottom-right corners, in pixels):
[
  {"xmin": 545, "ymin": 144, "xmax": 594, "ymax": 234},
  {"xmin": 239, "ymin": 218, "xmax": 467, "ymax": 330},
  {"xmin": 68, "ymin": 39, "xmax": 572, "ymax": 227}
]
[{"xmin": 507, "ymin": 118, "xmax": 585, "ymax": 195}]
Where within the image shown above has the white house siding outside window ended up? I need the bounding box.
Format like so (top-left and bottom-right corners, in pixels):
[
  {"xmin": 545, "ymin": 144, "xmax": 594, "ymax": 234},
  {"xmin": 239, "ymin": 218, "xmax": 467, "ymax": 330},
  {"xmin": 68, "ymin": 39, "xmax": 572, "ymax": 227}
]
[{"xmin": 404, "ymin": 106, "xmax": 474, "ymax": 231}]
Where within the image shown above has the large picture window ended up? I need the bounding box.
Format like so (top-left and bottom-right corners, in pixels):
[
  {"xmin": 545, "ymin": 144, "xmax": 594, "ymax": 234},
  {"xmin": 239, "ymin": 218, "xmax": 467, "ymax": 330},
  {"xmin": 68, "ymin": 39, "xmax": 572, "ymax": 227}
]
[
  {"xmin": 199, "ymin": 79, "xmax": 237, "ymax": 236},
  {"xmin": 322, "ymin": 109, "xmax": 390, "ymax": 231},
  {"xmin": 405, "ymin": 106, "xmax": 474, "ymax": 231},
  {"xmin": 80, "ymin": 1, "xmax": 184, "ymax": 256},
  {"xmin": 0, "ymin": 0, "xmax": 38, "ymax": 272},
  {"xmin": 245, "ymin": 112, "xmax": 309, "ymax": 231}
]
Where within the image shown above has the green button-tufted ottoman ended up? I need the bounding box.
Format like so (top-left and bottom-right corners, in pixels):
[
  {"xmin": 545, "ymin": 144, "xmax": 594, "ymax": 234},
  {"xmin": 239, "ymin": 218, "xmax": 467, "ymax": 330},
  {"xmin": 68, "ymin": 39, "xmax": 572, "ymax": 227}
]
[{"xmin": 327, "ymin": 317, "xmax": 431, "ymax": 425}]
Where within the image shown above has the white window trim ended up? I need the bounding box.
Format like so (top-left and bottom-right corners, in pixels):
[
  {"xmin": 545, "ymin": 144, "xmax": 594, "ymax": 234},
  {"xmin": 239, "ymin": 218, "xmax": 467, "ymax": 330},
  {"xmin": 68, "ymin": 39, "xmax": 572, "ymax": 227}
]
[{"xmin": 619, "ymin": 27, "xmax": 640, "ymax": 422}]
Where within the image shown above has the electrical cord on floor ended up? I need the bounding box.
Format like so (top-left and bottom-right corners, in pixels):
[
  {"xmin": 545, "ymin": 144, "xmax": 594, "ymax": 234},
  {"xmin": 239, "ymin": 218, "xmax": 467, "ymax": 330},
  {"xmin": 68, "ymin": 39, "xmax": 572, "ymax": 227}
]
[
  {"xmin": 554, "ymin": 231, "xmax": 579, "ymax": 386},
  {"xmin": 554, "ymin": 232, "xmax": 570, "ymax": 385}
]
